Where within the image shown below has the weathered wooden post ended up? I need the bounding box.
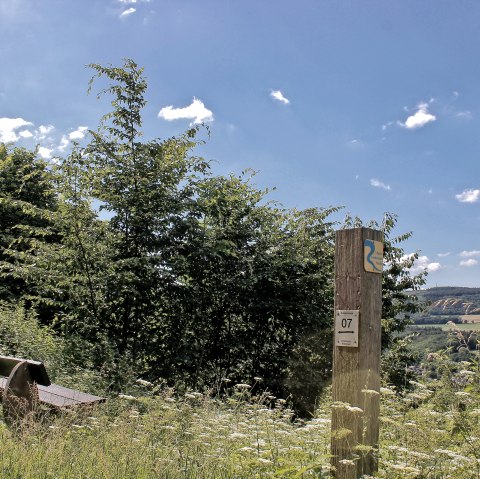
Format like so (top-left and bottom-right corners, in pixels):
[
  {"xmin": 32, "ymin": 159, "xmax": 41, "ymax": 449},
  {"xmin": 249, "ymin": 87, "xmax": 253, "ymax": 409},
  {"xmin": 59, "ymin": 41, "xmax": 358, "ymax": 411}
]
[{"xmin": 331, "ymin": 227, "xmax": 383, "ymax": 478}]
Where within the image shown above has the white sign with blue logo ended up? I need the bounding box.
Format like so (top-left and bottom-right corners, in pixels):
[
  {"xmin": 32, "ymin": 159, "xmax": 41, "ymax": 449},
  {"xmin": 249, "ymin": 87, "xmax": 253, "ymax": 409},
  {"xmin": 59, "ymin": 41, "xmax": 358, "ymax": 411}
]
[{"xmin": 364, "ymin": 239, "xmax": 383, "ymax": 273}]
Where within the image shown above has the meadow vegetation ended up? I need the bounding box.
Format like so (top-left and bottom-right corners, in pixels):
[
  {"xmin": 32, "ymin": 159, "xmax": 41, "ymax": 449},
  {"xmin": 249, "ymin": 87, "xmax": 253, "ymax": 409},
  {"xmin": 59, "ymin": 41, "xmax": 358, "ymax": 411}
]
[{"xmin": 1, "ymin": 346, "xmax": 480, "ymax": 478}]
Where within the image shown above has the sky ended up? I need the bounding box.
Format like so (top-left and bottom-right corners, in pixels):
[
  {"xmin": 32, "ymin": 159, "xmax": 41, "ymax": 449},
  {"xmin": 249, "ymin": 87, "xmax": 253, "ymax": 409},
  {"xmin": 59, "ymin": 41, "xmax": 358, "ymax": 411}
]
[{"xmin": 1, "ymin": 0, "xmax": 480, "ymax": 288}]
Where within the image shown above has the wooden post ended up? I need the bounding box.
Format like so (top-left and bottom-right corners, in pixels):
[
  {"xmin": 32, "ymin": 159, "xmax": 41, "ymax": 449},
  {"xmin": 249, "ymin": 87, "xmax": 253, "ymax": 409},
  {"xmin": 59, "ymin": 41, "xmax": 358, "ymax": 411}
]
[{"xmin": 331, "ymin": 228, "xmax": 383, "ymax": 478}]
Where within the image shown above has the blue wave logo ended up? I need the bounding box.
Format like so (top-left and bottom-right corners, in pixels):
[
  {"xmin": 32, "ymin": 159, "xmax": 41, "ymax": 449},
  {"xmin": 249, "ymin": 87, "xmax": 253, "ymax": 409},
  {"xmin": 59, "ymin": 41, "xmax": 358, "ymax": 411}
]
[{"xmin": 365, "ymin": 239, "xmax": 382, "ymax": 272}]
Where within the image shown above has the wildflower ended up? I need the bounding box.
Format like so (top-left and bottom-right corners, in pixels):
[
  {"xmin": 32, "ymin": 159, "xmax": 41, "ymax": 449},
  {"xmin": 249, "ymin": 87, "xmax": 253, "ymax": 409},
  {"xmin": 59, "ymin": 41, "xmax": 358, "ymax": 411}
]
[
  {"xmin": 380, "ymin": 387, "xmax": 395, "ymax": 396},
  {"xmin": 118, "ymin": 394, "xmax": 136, "ymax": 400},
  {"xmin": 136, "ymin": 378, "xmax": 153, "ymax": 387},
  {"xmin": 252, "ymin": 439, "xmax": 267, "ymax": 447},
  {"xmin": 235, "ymin": 383, "xmax": 251, "ymax": 389},
  {"xmin": 361, "ymin": 388, "xmax": 380, "ymax": 396},
  {"xmin": 346, "ymin": 405, "xmax": 363, "ymax": 413},
  {"xmin": 389, "ymin": 464, "xmax": 421, "ymax": 475}
]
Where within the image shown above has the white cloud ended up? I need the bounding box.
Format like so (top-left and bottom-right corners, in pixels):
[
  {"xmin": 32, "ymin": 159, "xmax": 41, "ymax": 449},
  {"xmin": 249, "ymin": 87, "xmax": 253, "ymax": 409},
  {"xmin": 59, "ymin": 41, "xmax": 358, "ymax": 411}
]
[
  {"xmin": 370, "ymin": 178, "xmax": 391, "ymax": 191},
  {"xmin": 69, "ymin": 126, "xmax": 88, "ymax": 140},
  {"xmin": 348, "ymin": 139, "xmax": 364, "ymax": 148},
  {"xmin": 456, "ymin": 110, "xmax": 473, "ymax": 120},
  {"xmin": 456, "ymin": 189, "xmax": 480, "ymax": 203},
  {"xmin": 118, "ymin": 0, "xmax": 150, "ymax": 3},
  {"xmin": 0, "ymin": 117, "xmax": 33, "ymax": 142},
  {"xmin": 38, "ymin": 146, "xmax": 53, "ymax": 159},
  {"xmin": 399, "ymin": 102, "xmax": 436, "ymax": 130},
  {"xmin": 35, "ymin": 124, "xmax": 55, "ymax": 140},
  {"xmin": 437, "ymin": 252, "xmax": 450, "ymax": 257},
  {"xmin": 459, "ymin": 250, "xmax": 480, "ymax": 258},
  {"xmin": 57, "ymin": 135, "xmax": 70, "ymax": 152},
  {"xmin": 19, "ymin": 130, "xmax": 33, "ymax": 138},
  {"xmin": 402, "ymin": 254, "xmax": 442, "ymax": 274},
  {"xmin": 460, "ymin": 259, "xmax": 478, "ymax": 267},
  {"xmin": 382, "ymin": 121, "xmax": 394, "ymax": 131},
  {"xmin": 120, "ymin": 7, "xmax": 136, "ymax": 17},
  {"xmin": 158, "ymin": 98, "xmax": 213, "ymax": 125},
  {"xmin": 270, "ymin": 90, "xmax": 290, "ymax": 105}
]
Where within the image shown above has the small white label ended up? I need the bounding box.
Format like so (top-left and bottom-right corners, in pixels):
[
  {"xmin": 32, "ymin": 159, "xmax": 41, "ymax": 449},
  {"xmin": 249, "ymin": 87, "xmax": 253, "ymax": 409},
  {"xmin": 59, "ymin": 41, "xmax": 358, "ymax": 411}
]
[{"xmin": 335, "ymin": 310, "xmax": 359, "ymax": 347}]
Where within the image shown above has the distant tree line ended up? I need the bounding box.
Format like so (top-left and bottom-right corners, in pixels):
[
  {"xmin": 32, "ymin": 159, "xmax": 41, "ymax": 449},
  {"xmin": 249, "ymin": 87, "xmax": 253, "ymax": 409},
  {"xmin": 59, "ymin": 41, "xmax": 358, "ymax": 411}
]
[{"xmin": 0, "ymin": 60, "xmax": 425, "ymax": 414}]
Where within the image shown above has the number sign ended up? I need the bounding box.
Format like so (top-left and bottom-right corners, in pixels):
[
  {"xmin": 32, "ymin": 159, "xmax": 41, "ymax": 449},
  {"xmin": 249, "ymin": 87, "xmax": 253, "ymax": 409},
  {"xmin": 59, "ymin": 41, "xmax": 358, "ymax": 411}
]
[{"xmin": 335, "ymin": 310, "xmax": 359, "ymax": 347}]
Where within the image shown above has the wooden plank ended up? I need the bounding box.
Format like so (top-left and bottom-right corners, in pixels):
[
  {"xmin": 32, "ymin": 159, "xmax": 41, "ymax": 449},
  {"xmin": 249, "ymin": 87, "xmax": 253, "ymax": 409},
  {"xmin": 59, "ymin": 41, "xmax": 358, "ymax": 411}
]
[
  {"xmin": 331, "ymin": 228, "xmax": 382, "ymax": 478},
  {"xmin": 0, "ymin": 356, "xmax": 50, "ymax": 386},
  {"xmin": 37, "ymin": 383, "xmax": 104, "ymax": 407},
  {"xmin": 1, "ymin": 377, "xmax": 104, "ymax": 408}
]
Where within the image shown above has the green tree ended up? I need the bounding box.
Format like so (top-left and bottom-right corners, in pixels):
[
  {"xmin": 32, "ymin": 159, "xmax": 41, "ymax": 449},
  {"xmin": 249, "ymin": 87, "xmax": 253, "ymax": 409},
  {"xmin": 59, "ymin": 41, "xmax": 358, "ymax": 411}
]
[
  {"xmin": 0, "ymin": 144, "xmax": 60, "ymax": 320},
  {"xmin": 73, "ymin": 59, "xmax": 211, "ymax": 383}
]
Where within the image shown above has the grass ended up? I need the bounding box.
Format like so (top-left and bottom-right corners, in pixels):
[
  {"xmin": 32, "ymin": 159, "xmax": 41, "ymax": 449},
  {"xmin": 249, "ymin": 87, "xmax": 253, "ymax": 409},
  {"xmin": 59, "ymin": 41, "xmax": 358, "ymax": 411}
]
[
  {"xmin": 1, "ymin": 303, "xmax": 480, "ymax": 478},
  {"xmin": 0, "ymin": 388, "xmax": 332, "ymax": 478},
  {"xmin": 2, "ymin": 369, "xmax": 480, "ymax": 479}
]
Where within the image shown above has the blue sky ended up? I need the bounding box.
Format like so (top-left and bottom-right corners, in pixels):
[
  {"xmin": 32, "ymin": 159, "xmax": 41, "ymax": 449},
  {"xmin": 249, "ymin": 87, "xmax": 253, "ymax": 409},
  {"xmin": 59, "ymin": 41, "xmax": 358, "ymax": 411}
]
[{"xmin": 1, "ymin": 0, "xmax": 480, "ymax": 287}]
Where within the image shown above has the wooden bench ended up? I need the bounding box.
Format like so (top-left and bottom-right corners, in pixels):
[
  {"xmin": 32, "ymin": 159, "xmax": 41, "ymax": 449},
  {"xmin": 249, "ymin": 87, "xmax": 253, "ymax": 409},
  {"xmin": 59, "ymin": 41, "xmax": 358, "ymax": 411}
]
[{"xmin": 0, "ymin": 355, "xmax": 105, "ymax": 426}]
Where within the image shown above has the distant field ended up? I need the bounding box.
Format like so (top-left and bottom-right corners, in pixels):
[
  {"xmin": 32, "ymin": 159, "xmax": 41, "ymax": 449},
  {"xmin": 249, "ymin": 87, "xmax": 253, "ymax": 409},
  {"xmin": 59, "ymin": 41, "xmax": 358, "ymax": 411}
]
[
  {"xmin": 413, "ymin": 323, "xmax": 480, "ymax": 331},
  {"xmin": 461, "ymin": 315, "xmax": 480, "ymax": 323}
]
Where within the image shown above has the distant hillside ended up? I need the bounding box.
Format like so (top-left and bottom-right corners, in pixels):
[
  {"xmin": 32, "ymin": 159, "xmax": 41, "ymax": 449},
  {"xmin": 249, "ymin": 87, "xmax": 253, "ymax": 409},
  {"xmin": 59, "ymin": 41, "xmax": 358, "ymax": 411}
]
[{"xmin": 412, "ymin": 287, "xmax": 480, "ymax": 322}]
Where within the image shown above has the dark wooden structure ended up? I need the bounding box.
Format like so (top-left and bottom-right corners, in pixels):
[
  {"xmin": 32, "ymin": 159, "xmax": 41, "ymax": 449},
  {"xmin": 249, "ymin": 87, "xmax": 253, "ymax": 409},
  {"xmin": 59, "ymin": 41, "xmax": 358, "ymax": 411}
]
[{"xmin": 0, "ymin": 356, "xmax": 105, "ymax": 426}]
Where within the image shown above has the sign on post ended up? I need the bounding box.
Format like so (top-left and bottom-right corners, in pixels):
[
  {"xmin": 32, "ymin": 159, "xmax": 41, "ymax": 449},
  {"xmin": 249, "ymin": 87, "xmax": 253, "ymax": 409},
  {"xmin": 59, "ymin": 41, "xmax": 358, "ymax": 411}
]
[
  {"xmin": 331, "ymin": 228, "xmax": 383, "ymax": 479},
  {"xmin": 335, "ymin": 310, "xmax": 359, "ymax": 347},
  {"xmin": 364, "ymin": 239, "xmax": 383, "ymax": 273}
]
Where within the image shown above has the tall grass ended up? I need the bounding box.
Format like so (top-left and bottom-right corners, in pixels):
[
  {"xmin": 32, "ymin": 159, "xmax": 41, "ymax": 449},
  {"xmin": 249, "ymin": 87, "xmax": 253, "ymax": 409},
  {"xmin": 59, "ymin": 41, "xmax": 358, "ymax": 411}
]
[
  {"xmin": 0, "ymin": 388, "xmax": 332, "ymax": 478},
  {"xmin": 1, "ymin": 305, "xmax": 480, "ymax": 478},
  {"xmin": 1, "ymin": 369, "xmax": 480, "ymax": 478}
]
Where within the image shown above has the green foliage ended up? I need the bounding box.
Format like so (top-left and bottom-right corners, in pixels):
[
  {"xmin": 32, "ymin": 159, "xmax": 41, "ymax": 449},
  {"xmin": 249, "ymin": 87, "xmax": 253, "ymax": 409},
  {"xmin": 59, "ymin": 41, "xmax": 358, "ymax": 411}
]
[
  {"xmin": 0, "ymin": 301, "xmax": 60, "ymax": 367},
  {"xmin": 0, "ymin": 59, "xmax": 425, "ymax": 409},
  {"xmin": 66, "ymin": 59, "xmax": 340, "ymax": 401},
  {"xmin": 0, "ymin": 144, "xmax": 59, "ymax": 318}
]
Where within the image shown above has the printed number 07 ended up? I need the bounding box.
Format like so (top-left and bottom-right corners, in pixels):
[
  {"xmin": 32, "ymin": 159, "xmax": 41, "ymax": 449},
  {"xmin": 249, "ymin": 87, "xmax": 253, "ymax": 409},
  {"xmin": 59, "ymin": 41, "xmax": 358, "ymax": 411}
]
[{"xmin": 341, "ymin": 318, "xmax": 352, "ymax": 328}]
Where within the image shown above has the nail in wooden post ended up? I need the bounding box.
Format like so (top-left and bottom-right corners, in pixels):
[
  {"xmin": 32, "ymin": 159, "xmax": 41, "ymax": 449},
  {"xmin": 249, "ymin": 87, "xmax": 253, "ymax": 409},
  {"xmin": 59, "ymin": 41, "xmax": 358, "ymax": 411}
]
[{"xmin": 331, "ymin": 227, "xmax": 383, "ymax": 478}]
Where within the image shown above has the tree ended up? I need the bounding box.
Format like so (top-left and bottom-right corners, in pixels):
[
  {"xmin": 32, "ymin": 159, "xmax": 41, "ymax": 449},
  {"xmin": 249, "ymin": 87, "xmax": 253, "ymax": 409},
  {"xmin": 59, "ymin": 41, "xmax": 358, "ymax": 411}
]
[
  {"xmin": 64, "ymin": 59, "xmax": 211, "ymax": 382},
  {"xmin": 0, "ymin": 144, "xmax": 60, "ymax": 320}
]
